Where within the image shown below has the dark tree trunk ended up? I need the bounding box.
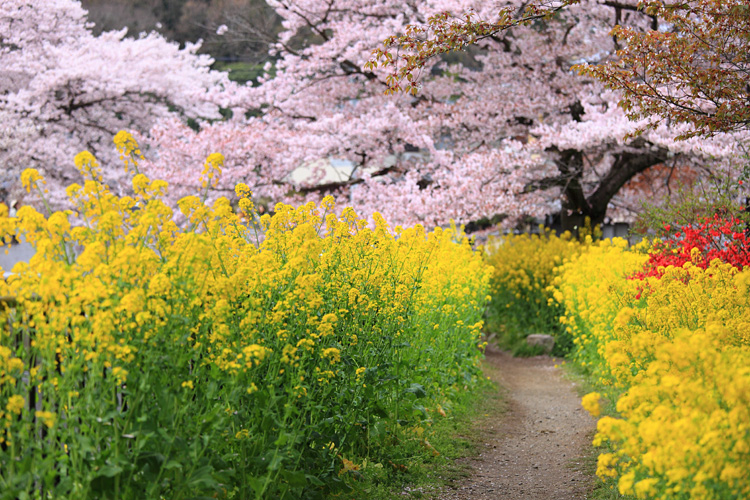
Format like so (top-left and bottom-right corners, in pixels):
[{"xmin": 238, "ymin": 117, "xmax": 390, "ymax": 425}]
[{"xmin": 549, "ymin": 139, "xmax": 670, "ymax": 233}]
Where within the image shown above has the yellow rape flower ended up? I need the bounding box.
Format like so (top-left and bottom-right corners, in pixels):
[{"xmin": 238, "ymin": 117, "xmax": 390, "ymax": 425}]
[
  {"xmin": 281, "ymin": 344, "xmax": 299, "ymax": 364},
  {"xmin": 243, "ymin": 344, "xmax": 271, "ymax": 366},
  {"xmin": 633, "ymin": 478, "xmax": 659, "ymax": 498},
  {"xmin": 2, "ymin": 141, "xmax": 494, "ymax": 496},
  {"xmin": 596, "ymin": 452, "xmax": 619, "ymax": 478},
  {"xmin": 322, "ymin": 347, "xmax": 341, "ymax": 364},
  {"xmin": 6, "ymin": 395, "xmax": 25, "ymax": 415},
  {"xmin": 618, "ymin": 471, "xmax": 636, "ymax": 495},
  {"xmin": 74, "ymin": 151, "xmax": 103, "ymax": 182},
  {"xmin": 318, "ymin": 313, "xmax": 337, "ymax": 337},
  {"xmin": 35, "ymin": 411, "xmax": 56, "ymax": 429},
  {"xmin": 147, "ymin": 273, "xmax": 171, "ymax": 297},
  {"xmin": 113, "ymin": 130, "xmax": 144, "ymax": 174},
  {"xmin": 111, "ymin": 367, "xmax": 128, "ymax": 384},
  {"xmin": 20, "ymin": 168, "xmax": 45, "ymax": 193},
  {"xmin": 581, "ymin": 392, "xmax": 602, "ymax": 417},
  {"xmin": 235, "ymin": 183, "xmax": 252, "ymax": 198},
  {"xmin": 296, "ymin": 338, "xmax": 315, "ymax": 351},
  {"xmin": 201, "ymin": 152, "xmax": 224, "ymax": 192}
]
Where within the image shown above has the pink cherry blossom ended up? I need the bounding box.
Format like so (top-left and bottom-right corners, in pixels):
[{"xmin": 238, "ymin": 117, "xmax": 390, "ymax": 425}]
[
  {"xmin": 3, "ymin": 0, "xmax": 746, "ymax": 230},
  {"xmin": 1, "ymin": 0, "xmax": 242, "ymax": 207}
]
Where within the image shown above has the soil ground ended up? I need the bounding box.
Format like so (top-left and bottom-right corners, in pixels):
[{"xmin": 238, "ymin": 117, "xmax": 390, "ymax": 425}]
[{"xmin": 437, "ymin": 345, "xmax": 596, "ymax": 500}]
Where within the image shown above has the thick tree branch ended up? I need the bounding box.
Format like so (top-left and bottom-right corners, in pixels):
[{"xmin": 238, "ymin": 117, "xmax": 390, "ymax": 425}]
[{"xmin": 587, "ymin": 139, "xmax": 670, "ymax": 218}]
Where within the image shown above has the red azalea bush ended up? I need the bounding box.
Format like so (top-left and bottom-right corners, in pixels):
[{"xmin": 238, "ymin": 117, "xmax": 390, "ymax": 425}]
[{"xmin": 632, "ymin": 213, "xmax": 750, "ymax": 280}]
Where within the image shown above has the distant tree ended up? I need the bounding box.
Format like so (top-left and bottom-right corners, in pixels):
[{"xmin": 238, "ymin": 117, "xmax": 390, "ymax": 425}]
[
  {"xmin": 81, "ymin": 0, "xmax": 280, "ymax": 64},
  {"xmin": 79, "ymin": 0, "xmax": 161, "ymax": 35},
  {"xmin": 365, "ymin": 0, "xmax": 750, "ymax": 226}
]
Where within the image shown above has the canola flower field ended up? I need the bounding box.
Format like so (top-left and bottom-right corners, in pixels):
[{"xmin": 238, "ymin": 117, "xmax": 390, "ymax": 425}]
[
  {"xmin": 0, "ymin": 134, "xmax": 490, "ymax": 499},
  {"xmin": 3, "ymin": 131, "xmax": 748, "ymax": 500},
  {"xmin": 485, "ymin": 227, "xmax": 750, "ymax": 500}
]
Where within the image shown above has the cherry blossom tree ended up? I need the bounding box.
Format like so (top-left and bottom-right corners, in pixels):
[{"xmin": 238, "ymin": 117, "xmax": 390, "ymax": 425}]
[
  {"xmin": 365, "ymin": 0, "xmax": 750, "ymax": 224},
  {"xmin": 0, "ymin": 0, "xmax": 243, "ymax": 208},
  {"xmin": 4, "ymin": 0, "xmax": 746, "ymax": 230},
  {"xmin": 145, "ymin": 0, "xmax": 745, "ymax": 229}
]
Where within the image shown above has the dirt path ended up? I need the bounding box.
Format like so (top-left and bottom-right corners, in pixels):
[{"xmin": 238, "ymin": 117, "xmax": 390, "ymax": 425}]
[{"xmin": 438, "ymin": 346, "xmax": 596, "ymax": 500}]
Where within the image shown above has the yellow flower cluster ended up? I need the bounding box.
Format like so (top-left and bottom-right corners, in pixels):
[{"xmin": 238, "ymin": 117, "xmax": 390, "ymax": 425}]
[
  {"xmin": 0, "ymin": 134, "xmax": 490, "ymax": 498},
  {"xmin": 483, "ymin": 227, "xmax": 590, "ymax": 351},
  {"xmin": 552, "ymin": 238, "xmax": 646, "ymax": 378},
  {"xmin": 553, "ymin": 240, "xmax": 750, "ymax": 499},
  {"xmin": 113, "ymin": 130, "xmax": 145, "ymax": 175}
]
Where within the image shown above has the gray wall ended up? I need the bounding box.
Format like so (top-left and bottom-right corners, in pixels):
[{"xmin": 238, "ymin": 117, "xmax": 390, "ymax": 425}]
[{"xmin": 1, "ymin": 242, "xmax": 35, "ymax": 279}]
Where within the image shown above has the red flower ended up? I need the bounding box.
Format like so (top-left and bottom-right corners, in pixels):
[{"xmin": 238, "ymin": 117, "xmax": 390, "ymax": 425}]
[{"xmin": 631, "ymin": 214, "xmax": 750, "ymax": 283}]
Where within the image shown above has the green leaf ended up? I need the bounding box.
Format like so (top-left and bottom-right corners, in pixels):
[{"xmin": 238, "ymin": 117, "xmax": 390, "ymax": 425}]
[
  {"xmin": 164, "ymin": 460, "xmax": 183, "ymax": 470},
  {"xmin": 404, "ymin": 383, "xmax": 427, "ymax": 398},
  {"xmin": 274, "ymin": 433, "xmax": 289, "ymax": 447},
  {"xmin": 306, "ymin": 474, "xmax": 326, "ymax": 486},
  {"xmin": 247, "ymin": 475, "xmax": 267, "ymax": 496},
  {"xmin": 412, "ymin": 403, "xmax": 428, "ymax": 417},
  {"xmin": 96, "ymin": 464, "xmax": 123, "ymax": 478},
  {"xmin": 282, "ymin": 469, "xmax": 307, "ymax": 488},
  {"xmin": 267, "ymin": 453, "xmax": 285, "ymax": 472},
  {"xmin": 185, "ymin": 465, "xmax": 217, "ymax": 489}
]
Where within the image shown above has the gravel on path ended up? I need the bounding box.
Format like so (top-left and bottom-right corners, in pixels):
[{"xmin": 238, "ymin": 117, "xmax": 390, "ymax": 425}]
[{"xmin": 438, "ymin": 346, "xmax": 596, "ymax": 500}]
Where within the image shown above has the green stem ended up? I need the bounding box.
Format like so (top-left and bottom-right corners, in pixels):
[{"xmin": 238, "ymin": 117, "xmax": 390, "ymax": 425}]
[{"xmin": 114, "ymin": 384, "xmax": 121, "ymax": 500}]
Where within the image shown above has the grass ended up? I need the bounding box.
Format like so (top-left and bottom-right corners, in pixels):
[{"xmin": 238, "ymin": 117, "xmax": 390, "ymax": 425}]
[
  {"xmin": 339, "ymin": 359, "xmax": 506, "ymax": 499},
  {"xmin": 484, "ymin": 326, "xmax": 550, "ymax": 358},
  {"xmin": 485, "ymin": 311, "xmax": 569, "ymax": 358},
  {"xmin": 336, "ymin": 341, "xmax": 632, "ymax": 500},
  {"xmin": 510, "ymin": 339, "xmax": 549, "ymax": 357}
]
